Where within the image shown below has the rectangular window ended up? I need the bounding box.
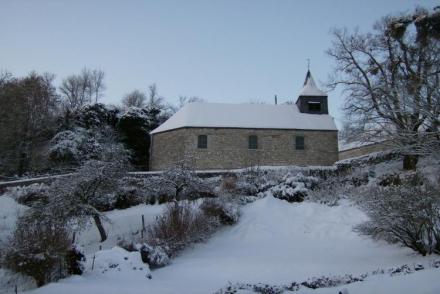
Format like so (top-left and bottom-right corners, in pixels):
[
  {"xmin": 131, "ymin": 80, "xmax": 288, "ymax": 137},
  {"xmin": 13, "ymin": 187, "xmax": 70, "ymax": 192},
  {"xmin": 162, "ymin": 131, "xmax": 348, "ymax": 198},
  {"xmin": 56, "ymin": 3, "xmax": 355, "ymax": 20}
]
[
  {"xmin": 248, "ymin": 135, "xmax": 258, "ymax": 149},
  {"xmin": 308, "ymin": 102, "xmax": 321, "ymax": 112},
  {"xmin": 295, "ymin": 136, "xmax": 305, "ymax": 150},
  {"xmin": 197, "ymin": 135, "xmax": 207, "ymax": 149}
]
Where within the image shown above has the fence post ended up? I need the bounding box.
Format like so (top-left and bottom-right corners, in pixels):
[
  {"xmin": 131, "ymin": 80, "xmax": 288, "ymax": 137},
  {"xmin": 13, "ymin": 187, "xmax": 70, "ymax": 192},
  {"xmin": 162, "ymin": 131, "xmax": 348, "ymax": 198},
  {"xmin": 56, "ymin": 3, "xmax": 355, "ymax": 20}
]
[
  {"xmin": 141, "ymin": 214, "xmax": 146, "ymax": 240},
  {"xmin": 59, "ymin": 258, "xmax": 62, "ymax": 280},
  {"xmin": 91, "ymin": 254, "xmax": 96, "ymax": 271}
]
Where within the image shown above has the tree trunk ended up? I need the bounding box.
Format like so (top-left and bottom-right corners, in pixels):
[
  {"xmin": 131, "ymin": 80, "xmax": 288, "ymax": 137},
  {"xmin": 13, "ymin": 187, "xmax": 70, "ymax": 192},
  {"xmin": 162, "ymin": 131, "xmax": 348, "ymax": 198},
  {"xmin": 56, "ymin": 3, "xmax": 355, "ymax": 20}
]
[
  {"xmin": 93, "ymin": 214, "xmax": 107, "ymax": 242},
  {"xmin": 403, "ymin": 154, "xmax": 418, "ymax": 170}
]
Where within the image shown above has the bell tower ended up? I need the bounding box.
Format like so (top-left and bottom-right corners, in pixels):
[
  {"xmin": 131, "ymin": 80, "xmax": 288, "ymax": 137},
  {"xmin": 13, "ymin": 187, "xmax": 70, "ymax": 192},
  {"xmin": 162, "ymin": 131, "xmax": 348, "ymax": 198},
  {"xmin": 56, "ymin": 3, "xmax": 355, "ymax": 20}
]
[{"xmin": 295, "ymin": 70, "xmax": 328, "ymax": 114}]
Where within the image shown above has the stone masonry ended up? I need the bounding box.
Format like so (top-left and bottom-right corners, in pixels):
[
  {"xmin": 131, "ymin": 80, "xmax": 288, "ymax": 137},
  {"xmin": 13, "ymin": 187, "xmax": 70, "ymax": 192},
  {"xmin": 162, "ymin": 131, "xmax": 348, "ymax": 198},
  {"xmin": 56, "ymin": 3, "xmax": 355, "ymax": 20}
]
[
  {"xmin": 338, "ymin": 142, "xmax": 390, "ymax": 161},
  {"xmin": 150, "ymin": 127, "xmax": 338, "ymax": 171}
]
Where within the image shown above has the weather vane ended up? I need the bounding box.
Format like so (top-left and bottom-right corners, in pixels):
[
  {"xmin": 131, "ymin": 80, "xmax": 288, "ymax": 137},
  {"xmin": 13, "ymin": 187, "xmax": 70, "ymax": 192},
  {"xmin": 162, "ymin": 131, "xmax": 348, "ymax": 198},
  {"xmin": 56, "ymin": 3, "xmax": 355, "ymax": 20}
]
[{"xmin": 307, "ymin": 58, "xmax": 310, "ymax": 71}]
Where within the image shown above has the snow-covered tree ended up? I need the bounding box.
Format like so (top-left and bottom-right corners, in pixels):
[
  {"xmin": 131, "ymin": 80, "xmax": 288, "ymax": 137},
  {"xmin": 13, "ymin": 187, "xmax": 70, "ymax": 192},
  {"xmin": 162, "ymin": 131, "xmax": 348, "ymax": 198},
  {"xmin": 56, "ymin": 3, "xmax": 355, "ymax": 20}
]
[
  {"xmin": 157, "ymin": 159, "xmax": 208, "ymax": 201},
  {"xmin": 41, "ymin": 154, "xmax": 128, "ymax": 242},
  {"xmin": 328, "ymin": 7, "xmax": 440, "ymax": 169}
]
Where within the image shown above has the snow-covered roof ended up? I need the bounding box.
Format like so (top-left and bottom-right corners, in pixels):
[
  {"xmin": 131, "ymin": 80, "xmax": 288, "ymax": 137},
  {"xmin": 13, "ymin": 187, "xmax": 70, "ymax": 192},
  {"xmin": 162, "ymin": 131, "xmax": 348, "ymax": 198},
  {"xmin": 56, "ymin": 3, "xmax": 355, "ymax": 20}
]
[
  {"xmin": 150, "ymin": 102, "xmax": 337, "ymax": 134},
  {"xmin": 299, "ymin": 71, "xmax": 327, "ymax": 97}
]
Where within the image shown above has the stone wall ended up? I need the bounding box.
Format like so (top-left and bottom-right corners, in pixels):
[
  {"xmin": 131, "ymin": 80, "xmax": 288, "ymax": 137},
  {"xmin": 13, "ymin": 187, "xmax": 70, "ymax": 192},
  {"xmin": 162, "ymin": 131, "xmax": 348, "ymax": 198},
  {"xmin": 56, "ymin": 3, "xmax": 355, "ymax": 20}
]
[
  {"xmin": 338, "ymin": 142, "xmax": 391, "ymax": 161},
  {"xmin": 150, "ymin": 127, "xmax": 338, "ymax": 171}
]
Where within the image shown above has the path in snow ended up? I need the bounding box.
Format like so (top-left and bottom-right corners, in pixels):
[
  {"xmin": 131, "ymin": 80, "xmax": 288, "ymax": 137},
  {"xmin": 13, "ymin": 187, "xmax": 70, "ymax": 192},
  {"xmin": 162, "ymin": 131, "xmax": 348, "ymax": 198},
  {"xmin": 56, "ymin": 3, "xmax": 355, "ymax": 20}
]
[{"xmin": 27, "ymin": 196, "xmax": 435, "ymax": 294}]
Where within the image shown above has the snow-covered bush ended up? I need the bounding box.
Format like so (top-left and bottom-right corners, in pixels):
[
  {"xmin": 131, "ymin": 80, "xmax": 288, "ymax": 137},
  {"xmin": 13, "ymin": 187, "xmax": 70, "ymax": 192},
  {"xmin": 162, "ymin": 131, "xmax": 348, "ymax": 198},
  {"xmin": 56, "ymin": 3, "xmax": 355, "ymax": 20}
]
[
  {"xmin": 356, "ymin": 175, "xmax": 440, "ymax": 255},
  {"xmin": 115, "ymin": 240, "xmax": 170, "ymax": 268},
  {"xmin": 200, "ymin": 197, "xmax": 240, "ymax": 225},
  {"xmin": 4, "ymin": 183, "xmax": 49, "ymax": 207},
  {"xmin": 111, "ymin": 177, "xmax": 152, "ymax": 209},
  {"xmin": 49, "ymin": 128, "xmax": 103, "ymax": 164},
  {"xmin": 138, "ymin": 243, "xmax": 170, "ymax": 269},
  {"xmin": 270, "ymin": 173, "xmax": 318, "ymax": 203},
  {"xmin": 49, "ymin": 129, "xmax": 86, "ymax": 163},
  {"xmin": 1, "ymin": 215, "xmax": 84, "ymax": 287},
  {"xmin": 307, "ymin": 174, "xmax": 353, "ymax": 206},
  {"xmin": 72, "ymin": 103, "xmax": 120, "ymax": 130},
  {"xmin": 147, "ymin": 202, "xmax": 220, "ymax": 257},
  {"xmin": 235, "ymin": 170, "xmax": 268, "ymax": 195}
]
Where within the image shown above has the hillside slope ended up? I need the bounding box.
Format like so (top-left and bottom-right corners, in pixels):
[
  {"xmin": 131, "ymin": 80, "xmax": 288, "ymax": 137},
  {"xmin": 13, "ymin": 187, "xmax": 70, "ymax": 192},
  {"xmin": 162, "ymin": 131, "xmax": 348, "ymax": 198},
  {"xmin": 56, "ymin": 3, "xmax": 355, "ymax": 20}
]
[{"xmin": 26, "ymin": 195, "xmax": 439, "ymax": 294}]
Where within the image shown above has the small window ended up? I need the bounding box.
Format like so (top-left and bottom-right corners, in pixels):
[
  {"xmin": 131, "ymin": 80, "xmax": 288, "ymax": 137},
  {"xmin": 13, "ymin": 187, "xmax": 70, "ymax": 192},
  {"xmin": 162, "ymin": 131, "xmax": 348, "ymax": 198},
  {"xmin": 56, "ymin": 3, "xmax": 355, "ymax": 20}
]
[
  {"xmin": 295, "ymin": 136, "xmax": 305, "ymax": 150},
  {"xmin": 308, "ymin": 102, "xmax": 321, "ymax": 112},
  {"xmin": 197, "ymin": 135, "xmax": 207, "ymax": 149},
  {"xmin": 248, "ymin": 135, "xmax": 258, "ymax": 149}
]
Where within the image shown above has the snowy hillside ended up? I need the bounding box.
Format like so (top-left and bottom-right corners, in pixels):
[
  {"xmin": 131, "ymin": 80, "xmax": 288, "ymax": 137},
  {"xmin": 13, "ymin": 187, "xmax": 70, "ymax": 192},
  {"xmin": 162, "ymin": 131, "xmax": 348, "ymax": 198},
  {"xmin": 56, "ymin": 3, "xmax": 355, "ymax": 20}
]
[{"xmin": 23, "ymin": 195, "xmax": 439, "ymax": 294}]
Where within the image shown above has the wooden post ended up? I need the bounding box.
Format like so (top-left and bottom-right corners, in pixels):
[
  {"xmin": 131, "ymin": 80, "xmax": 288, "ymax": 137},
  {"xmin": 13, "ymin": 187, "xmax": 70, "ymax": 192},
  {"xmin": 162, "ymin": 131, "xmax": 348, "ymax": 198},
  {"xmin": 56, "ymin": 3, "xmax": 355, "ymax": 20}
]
[
  {"xmin": 59, "ymin": 258, "xmax": 62, "ymax": 279},
  {"xmin": 141, "ymin": 214, "xmax": 146, "ymax": 240},
  {"xmin": 91, "ymin": 254, "xmax": 96, "ymax": 271}
]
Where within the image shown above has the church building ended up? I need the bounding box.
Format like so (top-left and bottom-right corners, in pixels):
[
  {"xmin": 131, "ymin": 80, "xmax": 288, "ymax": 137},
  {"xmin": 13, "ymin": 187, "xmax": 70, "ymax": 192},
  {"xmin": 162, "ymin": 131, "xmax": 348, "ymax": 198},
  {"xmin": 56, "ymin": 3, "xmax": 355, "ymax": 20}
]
[{"xmin": 149, "ymin": 71, "xmax": 338, "ymax": 171}]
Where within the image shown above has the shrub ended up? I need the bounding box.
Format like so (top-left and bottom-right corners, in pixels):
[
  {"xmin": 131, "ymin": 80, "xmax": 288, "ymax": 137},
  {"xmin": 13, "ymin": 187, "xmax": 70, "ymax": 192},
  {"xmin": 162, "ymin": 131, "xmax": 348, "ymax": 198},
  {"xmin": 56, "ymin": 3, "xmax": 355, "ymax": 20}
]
[
  {"xmin": 220, "ymin": 174, "xmax": 238, "ymax": 193},
  {"xmin": 114, "ymin": 177, "xmax": 151, "ymax": 209},
  {"xmin": 1, "ymin": 215, "xmax": 83, "ymax": 287},
  {"xmin": 147, "ymin": 202, "xmax": 219, "ymax": 257},
  {"xmin": 356, "ymin": 177, "xmax": 440, "ymax": 256},
  {"xmin": 235, "ymin": 171, "xmax": 267, "ymax": 195},
  {"xmin": 200, "ymin": 197, "xmax": 240, "ymax": 225},
  {"xmin": 270, "ymin": 173, "xmax": 318, "ymax": 203},
  {"xmin": 271, "ymin": 184, "xmax": 307, "ymax": 202},
  {"xmin": 307, "ymin": 176, "xmax": 350, "ymax": 206}
]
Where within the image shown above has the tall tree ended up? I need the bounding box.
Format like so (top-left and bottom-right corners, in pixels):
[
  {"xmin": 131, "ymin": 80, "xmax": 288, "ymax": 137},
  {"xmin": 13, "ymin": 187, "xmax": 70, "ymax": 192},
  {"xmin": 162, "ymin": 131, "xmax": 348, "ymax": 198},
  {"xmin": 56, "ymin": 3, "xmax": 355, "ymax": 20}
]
[
  {"xmin": 121, "ymin": 89, "xmax": 147, "ymax": 108},
  {"xmin": 328, "ymin": 7, "xmax": 440, "ymax": 169},
  {"xmin": 0, "ymin": 72, "xmax": 59, "ymax": 176},
  {"xmin": 59, "ymin": 68, "xmax": 105, "ymax": 112},
  {"xmin": 118, "ymin": 84, "xmax": 172, "ymax": 169}
]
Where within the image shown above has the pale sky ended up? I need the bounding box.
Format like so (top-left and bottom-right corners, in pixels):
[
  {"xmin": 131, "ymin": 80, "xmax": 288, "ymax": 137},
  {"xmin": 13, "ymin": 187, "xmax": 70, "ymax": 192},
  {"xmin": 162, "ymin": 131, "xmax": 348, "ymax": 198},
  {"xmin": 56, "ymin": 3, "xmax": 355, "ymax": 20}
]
[{"xmin": 0, "ymin": 0, "xmax": 437, "ymax": 127}]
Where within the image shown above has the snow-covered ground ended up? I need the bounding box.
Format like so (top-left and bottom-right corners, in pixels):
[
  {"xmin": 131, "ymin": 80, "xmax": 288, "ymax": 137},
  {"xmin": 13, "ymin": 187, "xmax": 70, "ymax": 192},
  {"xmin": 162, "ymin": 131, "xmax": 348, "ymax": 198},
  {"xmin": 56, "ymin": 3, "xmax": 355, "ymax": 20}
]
[
  {"xmin": 76, "ymin": 203, "xmax": 165, "ymax": 254},
  {"xmin": 0, "ymin": 196, "xmax": 27, "ymax": 245},
  {"xmin": 22, "ymin": 196, "xmax": 439, "ymax": 294}
]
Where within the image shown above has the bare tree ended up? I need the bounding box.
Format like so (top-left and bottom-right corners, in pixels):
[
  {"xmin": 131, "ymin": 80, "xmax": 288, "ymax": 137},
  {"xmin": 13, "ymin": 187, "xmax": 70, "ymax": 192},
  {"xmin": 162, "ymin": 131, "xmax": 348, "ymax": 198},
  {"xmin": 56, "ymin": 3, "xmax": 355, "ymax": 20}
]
[
  {"xmin": 0, "ymin": 70, "xmax": 11, "ymax": 85},
  {"xmin": 146, "ymin": 83, "xmax": 164, "ymax": 110},
  {"xmin": 178, "ymin": 96, "xmax": 205, "ymax": 108},
  {"xmin": 327, "ymin": 7, "xmax": 440, "ymax": 169},
  {"xmin": 90, "ymin": 69, "xmax": 105, "ymax": 103},
  {"xmin": 59, "ymin": 68, "xmax": 105, "ymax": 112},
  {"xmin": 122, "ymin": 89, "xmax": 146, "ymax": 108}
]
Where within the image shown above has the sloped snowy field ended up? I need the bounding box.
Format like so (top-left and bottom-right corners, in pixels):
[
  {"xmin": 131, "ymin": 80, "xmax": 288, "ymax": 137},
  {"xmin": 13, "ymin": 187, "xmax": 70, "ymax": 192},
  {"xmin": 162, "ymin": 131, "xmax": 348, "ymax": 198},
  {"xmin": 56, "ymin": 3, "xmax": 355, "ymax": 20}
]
[{"xmin": 22, "ymin": 195, "xmax": 439, "ymax": 294}]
